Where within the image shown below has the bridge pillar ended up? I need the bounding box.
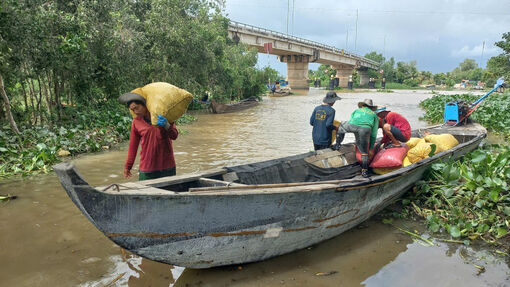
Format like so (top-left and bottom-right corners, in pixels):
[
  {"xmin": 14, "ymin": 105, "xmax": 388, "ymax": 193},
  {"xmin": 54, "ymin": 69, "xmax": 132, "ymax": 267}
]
[
  {"xmin": 332, "ymin": 65, "xmax": 354, "ymax": 88},
  {"xmin": 279, "ymin": 55, "xmax": 310, "ymax": 90},
  {"xmin": 358, "ymin": 70, "xmax": 370, "ymax": 86}
]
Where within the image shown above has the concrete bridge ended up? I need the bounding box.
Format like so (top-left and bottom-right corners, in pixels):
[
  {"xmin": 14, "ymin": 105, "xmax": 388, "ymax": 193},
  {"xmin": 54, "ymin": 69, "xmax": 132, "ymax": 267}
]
[{"xmin": 228, "ymin": 21, "xmax": 380, "ymax": 90}]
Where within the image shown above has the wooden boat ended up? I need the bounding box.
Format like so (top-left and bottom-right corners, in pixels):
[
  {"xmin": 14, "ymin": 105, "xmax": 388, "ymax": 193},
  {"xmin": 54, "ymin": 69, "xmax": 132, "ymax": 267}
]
[
  {"xmin": 210, "ymin": 97, "xmax": 259, "ymax": 114},
  {"xmin": 269, "ymin": 87, "xmax": 292, "ymax": 97},
  {"xmin": 54, "ymin": 123, "xmax": 486, "ymax": 269}
]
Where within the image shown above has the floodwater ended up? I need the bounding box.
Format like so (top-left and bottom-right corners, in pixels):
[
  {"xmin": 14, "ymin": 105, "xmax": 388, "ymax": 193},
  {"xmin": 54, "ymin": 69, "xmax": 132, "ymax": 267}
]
[{"xmin": 1, "ymin": 88, "xmax": 508, "ymax": 287}]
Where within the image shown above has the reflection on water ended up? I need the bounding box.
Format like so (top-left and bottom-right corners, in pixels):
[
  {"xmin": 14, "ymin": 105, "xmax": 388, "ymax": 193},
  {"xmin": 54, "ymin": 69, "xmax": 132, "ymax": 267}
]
[
  {"xmin": 363, "ymin": 240, "xmax": 510, "ymax": 287},
  {"xmin": 1, "ymin": 88, "xmax": 507, "ymax": 287},
  {"xmin": 81, "ymin": 250, "xmax": 185, "ymax": 287}
]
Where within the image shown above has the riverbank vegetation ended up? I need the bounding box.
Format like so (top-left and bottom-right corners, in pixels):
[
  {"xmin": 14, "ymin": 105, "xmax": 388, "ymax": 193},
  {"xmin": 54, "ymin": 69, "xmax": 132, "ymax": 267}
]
[
  {"xmin": 396, "ymin": 93, "xmax": 510, "ymax": 249},
  {"xmin": 0, "ymin": 0, "xmax": 276, "ymax": 178}
]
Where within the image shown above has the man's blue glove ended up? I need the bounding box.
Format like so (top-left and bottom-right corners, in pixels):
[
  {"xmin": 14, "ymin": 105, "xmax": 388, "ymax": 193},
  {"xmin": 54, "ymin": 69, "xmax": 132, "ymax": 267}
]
[{"xmin": 156, "ymin": 115, "xmax": 171, "ymax": 130}]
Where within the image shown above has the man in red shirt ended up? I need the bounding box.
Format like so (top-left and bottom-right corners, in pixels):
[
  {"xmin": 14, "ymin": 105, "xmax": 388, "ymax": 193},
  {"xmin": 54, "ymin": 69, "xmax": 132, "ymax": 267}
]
[
  {"xmin": 377, "ymin": 109, "xmax": 411, "ymax": 148},
  {"xmin": 119, "ymin": 92, "xmax": 178, "ymax": 180}
]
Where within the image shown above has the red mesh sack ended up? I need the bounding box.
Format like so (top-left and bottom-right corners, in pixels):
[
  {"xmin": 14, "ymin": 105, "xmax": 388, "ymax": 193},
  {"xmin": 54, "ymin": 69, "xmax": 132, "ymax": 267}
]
[{"xmin": 369, "ymin": 144, "xmax": 409, "ymax": 168}]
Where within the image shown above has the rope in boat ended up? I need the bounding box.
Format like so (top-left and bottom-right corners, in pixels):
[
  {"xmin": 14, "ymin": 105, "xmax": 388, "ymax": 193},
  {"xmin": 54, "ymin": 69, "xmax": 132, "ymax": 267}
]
[{"xmin": 101, "ymin": 184, "xmax": 136, "ymax": 192}]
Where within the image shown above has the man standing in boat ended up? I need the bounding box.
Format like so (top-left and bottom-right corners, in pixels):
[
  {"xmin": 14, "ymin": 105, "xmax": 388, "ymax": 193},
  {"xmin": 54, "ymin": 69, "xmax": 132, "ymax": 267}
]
[
  {"xmin": 310, "ymin": 91, "xmax": 341, "ymax": 151},
  {"xmin": 119, "ymin": 92, "xmax": 179, "ymax": 180},
  {"xmin": 333, "ymin": 99, "xmax": 379, "ymax": 178}
]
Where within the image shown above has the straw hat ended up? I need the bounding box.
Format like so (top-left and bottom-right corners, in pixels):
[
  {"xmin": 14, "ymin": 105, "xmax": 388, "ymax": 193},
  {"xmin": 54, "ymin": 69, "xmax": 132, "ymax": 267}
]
[
  {"xmin": 358, "ymin": 98, "xmax": 376, "ymax": 109},
  {"xmin": 118, "ymin": 92, "xmax": 146, "ymax": 106}
]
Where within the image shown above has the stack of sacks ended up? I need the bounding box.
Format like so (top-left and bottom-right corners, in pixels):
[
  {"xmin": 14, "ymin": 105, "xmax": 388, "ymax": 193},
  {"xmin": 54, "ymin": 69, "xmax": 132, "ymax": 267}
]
[
  {"xmin": 405, "ymin": 140, "xmax": 435, "ymax": 165},
  {"xmin": 424, "ymin": 134, "xmax": 459, "ymax": 153},
  {"xmin": 356, "ymin": 134, "xmax": 459, "ymax": 175},
  {"xmin": 403, "ymin": 134, "xmax": 459, "ymax": 166},
  {"xmin": 129, "ymin": 82, "xmax": 193, "ymax": 125}
]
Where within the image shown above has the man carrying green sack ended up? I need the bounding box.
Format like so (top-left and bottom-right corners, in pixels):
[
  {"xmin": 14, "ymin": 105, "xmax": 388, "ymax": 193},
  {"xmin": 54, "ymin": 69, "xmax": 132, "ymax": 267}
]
[
  {"xmin": 119, "ymin": 92, "xmax": 179, "ymax": 180},
  {"xmin": 333, "ymin": 99, "xmax": 379, "ymax": 178}
]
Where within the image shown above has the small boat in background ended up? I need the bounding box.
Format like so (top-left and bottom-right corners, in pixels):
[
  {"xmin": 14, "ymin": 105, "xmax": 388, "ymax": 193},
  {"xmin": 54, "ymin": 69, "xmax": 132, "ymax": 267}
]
[
  {"xmin": 210, "ymin": 97, "xmax": 259, "ymax": 114},
  {"xmin": 269, "ymin": 86, "xmax": 292, "ymax": 97},
  {"xmin": 54, "ymin": 123, "xmax": 486, "ymax": 268}
]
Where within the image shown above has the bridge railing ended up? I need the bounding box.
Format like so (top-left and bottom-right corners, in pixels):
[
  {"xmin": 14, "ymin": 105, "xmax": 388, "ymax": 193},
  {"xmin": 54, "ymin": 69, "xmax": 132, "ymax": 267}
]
[{"xmin": 228, "ymin": 20, "xmax": 379, "ymax": 67}]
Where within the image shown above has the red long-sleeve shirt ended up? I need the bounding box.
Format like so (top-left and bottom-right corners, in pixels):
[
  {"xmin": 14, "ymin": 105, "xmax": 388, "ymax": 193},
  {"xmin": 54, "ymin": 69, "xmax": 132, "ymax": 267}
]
[
  {"xmin": 124, "ymin": 117, "xmax": 178, "ymax": 172},
  {"xmin": 380, "ymin": 112, "xmax": 411, "ymax": 144}
]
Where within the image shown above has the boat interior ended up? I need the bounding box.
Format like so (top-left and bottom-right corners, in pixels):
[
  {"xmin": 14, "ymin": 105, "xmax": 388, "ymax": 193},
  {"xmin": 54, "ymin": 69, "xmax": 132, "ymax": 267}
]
[{"xmin": 98, "ymin": 126, "xmax": 481, "ymax": 194}]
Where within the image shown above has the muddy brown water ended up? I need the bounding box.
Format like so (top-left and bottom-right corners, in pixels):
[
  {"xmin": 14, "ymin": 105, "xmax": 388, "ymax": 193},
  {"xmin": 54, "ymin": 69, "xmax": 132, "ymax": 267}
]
[{"xmin": 1, "ymin": 89, "xmax": 509, "ymax": 286}]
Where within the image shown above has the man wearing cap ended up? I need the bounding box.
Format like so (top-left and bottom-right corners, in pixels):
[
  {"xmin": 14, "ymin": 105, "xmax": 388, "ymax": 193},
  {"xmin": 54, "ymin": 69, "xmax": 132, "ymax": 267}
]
[
  {"xmin": 119, "ymin": 92, "xmax": 179, "ymax": 180},
  {"xmin": 309, "ymin": 91, "xmax": 341, "ymax": 151},
  {"xmin": 333, "ymin": 99, "xmax": 379, "ymax": 178},
  {"xmin": 376, "ymin": 108, "xmax": 411, "ymax": 149}
]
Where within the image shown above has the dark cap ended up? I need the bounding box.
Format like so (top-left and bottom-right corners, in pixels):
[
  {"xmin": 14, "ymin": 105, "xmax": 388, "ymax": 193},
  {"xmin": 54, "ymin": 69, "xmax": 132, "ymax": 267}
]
[
  {"xmin": 118, "ymin": 92, "xmax": 146, "ymax": 106},
  {"xmin": 323, "ymin": 91, "xmax": 341, "ymax": 103}
]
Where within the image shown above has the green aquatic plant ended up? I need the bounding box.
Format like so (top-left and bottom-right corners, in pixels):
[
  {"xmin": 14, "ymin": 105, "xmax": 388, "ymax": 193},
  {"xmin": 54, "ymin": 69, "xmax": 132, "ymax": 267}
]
[
  {"xmin": 402, "ymin": 145, "xmax": 510, "ymax": 244},
  {"xmin": 377, "ymin": 89, "xmax": 393, "ymax": 93}
]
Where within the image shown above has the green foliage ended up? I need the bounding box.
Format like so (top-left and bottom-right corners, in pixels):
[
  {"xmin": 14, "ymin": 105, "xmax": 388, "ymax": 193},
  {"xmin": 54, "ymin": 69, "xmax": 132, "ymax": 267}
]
[
  {"xmin": 450, "ymin": 59, "xmax": 483, "ymax": 83},
  {"xmin": 485, "ymin": 32, "xmax": 510, "ymax": 86},
  {"xmin": 395, "ymin": 61, "xmax": 419, "ymax": 85},
  {"xmin": 384, "ymin": 82, "xmax": 415, "ymax": 89},
  {"xmin": 0, "ymin": 0, "xmax": 267, "ymax": 129},
  {"xmin": 308, "ymin": 64, "xmax": 338, "ymax": 87},
  {"xmin": 403, "ymin": 145, "xmax": 510, "ymax": 243},
  {"xmin": 364, "ymin": 51, "xmax": 385, "ymax": 64},
  {"xmin": 364, "ymin": 51, "xmax": 385, "ymax": 79}
]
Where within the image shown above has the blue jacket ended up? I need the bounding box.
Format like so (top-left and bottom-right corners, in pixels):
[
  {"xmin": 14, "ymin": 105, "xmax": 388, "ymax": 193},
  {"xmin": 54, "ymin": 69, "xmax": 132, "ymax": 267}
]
[{"xmin": 310, "ymin": 104, "xmax": 336, "ymax": 145}]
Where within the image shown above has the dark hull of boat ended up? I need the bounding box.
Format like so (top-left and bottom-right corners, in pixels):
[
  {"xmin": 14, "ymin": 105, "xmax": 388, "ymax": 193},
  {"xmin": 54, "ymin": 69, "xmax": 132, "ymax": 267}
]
[
  {"xmin": 54, "ymin": 124, "xmax": 486, "ymax": 268},
  {"xmin": 210, "ymin": 99, "xmax": 258, "ymax": 114}
]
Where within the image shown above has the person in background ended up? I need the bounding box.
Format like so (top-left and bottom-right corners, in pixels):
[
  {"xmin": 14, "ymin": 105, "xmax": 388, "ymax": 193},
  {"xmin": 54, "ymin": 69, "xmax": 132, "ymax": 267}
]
[
  {"xmin": 270, "ymin": 82, "xmax": 276, "ymax": 94},
  {"xmin": 333, "ymin": 99, "xmax": 379, "ymax": 178},
  {"xmin": 310, "ymin": 91, "xmax": 341, "ymax": 151},
  {"xmin": 119, "ymin": 92, "xmax": 178, "ymax": 180},
  {"xmin": 376, "ymin": 108, "xmax": 411, "ymax": 149}
]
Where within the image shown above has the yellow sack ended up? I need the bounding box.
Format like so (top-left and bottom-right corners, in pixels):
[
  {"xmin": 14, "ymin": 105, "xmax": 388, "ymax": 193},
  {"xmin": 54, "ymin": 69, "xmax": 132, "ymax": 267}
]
[
  {"xmin": 424, "ymin": 134, "xmax": 459, "ymax": 153},
  {"xmin": 403, "ymin": 156, "xmax": 412, "ymax": 167},
  {"xmin": 331, "ymin": 120, "xmax": 341, "ymax": 144},
  {"xmin": 130, "ymin": 82, "xmax": 193, "ymax": 125},
  {"xmin": 373, "ymin": 166, "xmax": 401, "ymax": 175},
  {"xmin": 406, "ymin": 137, "xmax": 425, "ymax": 149},
  {"xmin": 407, "ymin": 141, "xmax": 433, "ymax": 163}
]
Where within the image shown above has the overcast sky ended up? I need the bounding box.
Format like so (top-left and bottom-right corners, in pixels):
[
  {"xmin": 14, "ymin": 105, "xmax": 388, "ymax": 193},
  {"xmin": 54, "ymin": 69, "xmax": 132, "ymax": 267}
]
[{"xmin": 224, "ymin": 0, "xmax": 510, "ymax": 76}]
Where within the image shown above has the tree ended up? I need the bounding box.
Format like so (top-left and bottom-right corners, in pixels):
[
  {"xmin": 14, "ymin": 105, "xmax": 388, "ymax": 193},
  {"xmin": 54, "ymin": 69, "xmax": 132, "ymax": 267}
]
[
  {"xmin": 0, "ymin": 74, "xmax": 19, "ymax": 134},
  {"xmin": 0, "ymin": 0, "xmax": 269, "ymax": 125},
  {"xmin": 486, "ymin": 32, "xmax": 510, "ymax": 86},
  {"xmin": 395, "ymin": 61, "xmax": 418, "ymax": 85},
  {"xmin": 380, "ymin": 57, "xmax": 395, "ymax": 82},
  {"xmin": 364, "ymin": 51, "xmax": 385, "ymax": 64},
  {"xmin": 459, "ymin": 59, "xmax": 478, "ymax": 72},
  {"xmin": 364, "ymin": 51, "xmax": 385, "ymax": 79},
  {"xmin": 451, "ymin": 59, "xmax": 480, "ymax": 82}
]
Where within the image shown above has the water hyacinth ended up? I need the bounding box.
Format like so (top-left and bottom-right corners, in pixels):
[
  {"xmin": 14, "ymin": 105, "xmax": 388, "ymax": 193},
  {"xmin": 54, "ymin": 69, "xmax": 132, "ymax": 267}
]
[
  {"xmin": 406, "ymin": 145, "xmax": 510, "ymax": 243},
  {"xmin": 396, "ymin": 93, "xmax": 510, "ymax": 246}
]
